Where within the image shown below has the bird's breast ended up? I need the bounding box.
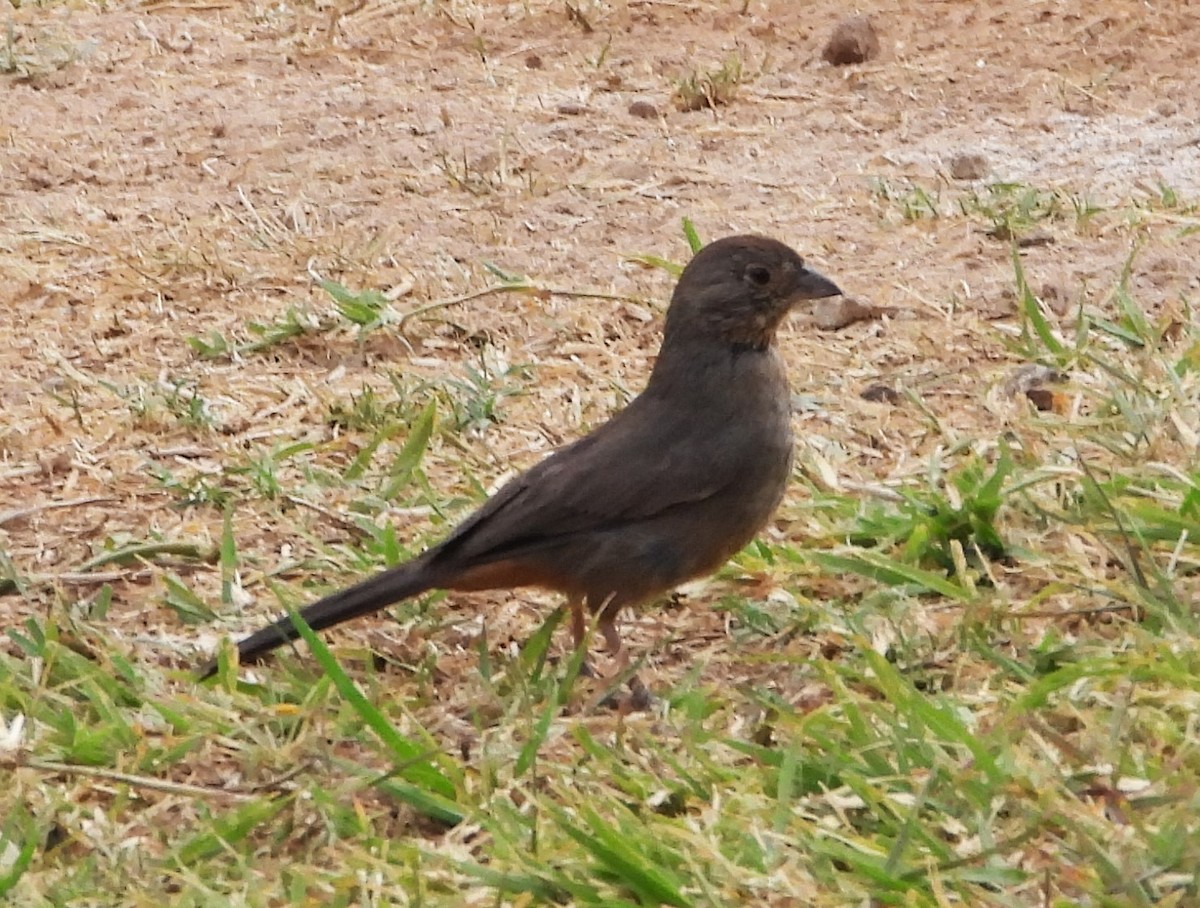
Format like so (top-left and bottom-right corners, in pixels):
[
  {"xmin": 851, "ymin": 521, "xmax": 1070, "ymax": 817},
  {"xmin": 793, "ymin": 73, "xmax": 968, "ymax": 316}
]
[{"xmin": 695, "ymin": 348, "xmax": 795, "ymax": 522}]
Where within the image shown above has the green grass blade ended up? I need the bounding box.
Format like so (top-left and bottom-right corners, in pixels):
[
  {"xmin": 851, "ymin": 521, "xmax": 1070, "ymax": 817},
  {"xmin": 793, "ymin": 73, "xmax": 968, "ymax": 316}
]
[{"xmin": 285, "ymin": 608, "xmax": 464, "ymax": 823}]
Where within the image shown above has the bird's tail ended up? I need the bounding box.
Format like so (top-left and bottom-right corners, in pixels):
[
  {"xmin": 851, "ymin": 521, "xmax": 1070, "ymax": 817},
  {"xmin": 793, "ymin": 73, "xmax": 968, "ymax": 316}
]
[{"xmin": 197, "ymin": 557, "xmax": 437, "ymax": 679}]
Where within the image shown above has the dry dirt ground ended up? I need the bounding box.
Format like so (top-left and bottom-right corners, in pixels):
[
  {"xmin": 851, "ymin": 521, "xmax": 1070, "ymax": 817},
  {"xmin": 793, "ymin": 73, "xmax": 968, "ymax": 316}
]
[{"xmin": 2, "ymin": 0, "xmax": 1199, "ymax": 736}]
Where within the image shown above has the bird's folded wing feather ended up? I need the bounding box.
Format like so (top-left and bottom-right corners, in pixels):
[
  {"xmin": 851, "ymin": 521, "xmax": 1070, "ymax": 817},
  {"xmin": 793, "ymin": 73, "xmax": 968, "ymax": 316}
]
[{"xmin": 431, "ymin": 395, "xmax": 745, "ymax": 564}]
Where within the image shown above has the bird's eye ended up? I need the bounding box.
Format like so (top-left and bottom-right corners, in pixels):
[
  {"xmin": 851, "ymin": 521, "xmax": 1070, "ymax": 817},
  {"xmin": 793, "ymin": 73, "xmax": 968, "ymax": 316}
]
[{"xmin": 745, "ymin": 264, "xmax": 772, "ymax": 286}]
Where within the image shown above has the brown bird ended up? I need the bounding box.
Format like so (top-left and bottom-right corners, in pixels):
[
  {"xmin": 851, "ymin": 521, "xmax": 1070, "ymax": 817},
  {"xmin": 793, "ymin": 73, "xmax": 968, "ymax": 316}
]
[{"xmin": 198, "ymin": 235, "xmax": 841, "ymax": 702}]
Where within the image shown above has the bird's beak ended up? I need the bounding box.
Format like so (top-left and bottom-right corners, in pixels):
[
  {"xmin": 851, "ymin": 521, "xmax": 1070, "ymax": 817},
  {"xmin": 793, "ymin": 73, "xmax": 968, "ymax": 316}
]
[{"xmin": 795, "ymin": 267, "xmax": 842, "ymax": 301}]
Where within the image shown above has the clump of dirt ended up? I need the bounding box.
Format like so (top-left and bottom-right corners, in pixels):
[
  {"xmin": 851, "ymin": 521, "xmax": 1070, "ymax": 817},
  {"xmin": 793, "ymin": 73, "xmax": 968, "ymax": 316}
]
[
  {"xmin": 628, "ymin": 100, "xmax": 659, "ymax": 120},
  {"xmin": 822, "ymin": 15, "xmax": 881, "ymax": 65},
  {"xmin": 949, "ymin": 152, "xmax": 990, "ymax": 180},
  {"xmin": 672, "ymin": 55, "xmax": 743, "ymax": 111}
]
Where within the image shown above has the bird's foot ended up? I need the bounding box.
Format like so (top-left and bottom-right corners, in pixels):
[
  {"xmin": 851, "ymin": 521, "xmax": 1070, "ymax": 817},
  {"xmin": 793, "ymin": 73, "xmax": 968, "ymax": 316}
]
[
  {"xmin": 584, "ymin": 672, "xmax": 654, "ymax": 713},
  {"xmin": 624, "ymin": 675, "xmax": 655, "ymax": 712}
]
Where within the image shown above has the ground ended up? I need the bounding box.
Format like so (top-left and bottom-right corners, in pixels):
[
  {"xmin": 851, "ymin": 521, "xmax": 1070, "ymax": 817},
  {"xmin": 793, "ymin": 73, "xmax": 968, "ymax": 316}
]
[{"xmin": 2, "ymin": 1, "xmax": 1200, "ymax": 905}]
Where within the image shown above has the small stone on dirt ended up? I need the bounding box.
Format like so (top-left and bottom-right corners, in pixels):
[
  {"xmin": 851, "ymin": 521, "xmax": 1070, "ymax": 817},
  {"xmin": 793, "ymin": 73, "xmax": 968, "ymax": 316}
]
[
  {"xmin": 621, "ymin": 301, "xmax": 654, "ymax": 322},
  {"xmin": 556, "ymin": 102, "xmax": 588, "ymax": 116},
  {"xmin": 1015, "ymin": 231, "xmax": 1055, "ymax": 248},
  {"xmin": 1023, "ymin": 388, "xmax": 1059, "ymax": 412},
  {"xmin": 823, "ymin": 16, "xmax": 881, "ymax": 66},
  {"xmin": 811, "ymin": 296, "xmax": 887, "ymax": 331},
  {"xmin": 628, "ymin": 100, "xmax": 659, "ymax": 119},
  {"xmin": 524, "ymin": 53, "xmax": 543, "ymax": 70},
  {"xmin": 1003, "ymin": 363, "xmax": 1068, "ymax": 399},
  {"xmin": 860, "ymin": 384, "xmax": 902, "ymax": 405},
  {"xmin": 1039, "ymin": 277, "xmax": 1072, "ymax": 315},
  {"xmin": 949, "ymin": 151, "xmax": 988, "ymax": 180}
]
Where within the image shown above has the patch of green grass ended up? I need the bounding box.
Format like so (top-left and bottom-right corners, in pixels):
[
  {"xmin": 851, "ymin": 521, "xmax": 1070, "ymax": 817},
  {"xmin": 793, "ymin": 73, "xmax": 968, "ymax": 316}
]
[
  {"xmin": 846, "ymin": 444, "xmax": 1014, "ymax": 573},
  {"xmin": 0, "ymin": 17, "xmax": 87, "ymax": 78},
  {"xmin": 432, "ymin": 357, "xmax": 530, "ymax": 436},
  {"xmin": 868, "ymin": 177, "xmax": 943, "ymax": 221},
  {"xmin": 673, "ymin": 55, "xmax": 744, "ymax": 112},
  {"xmin": 960, "ymin": 181, "xmax": 1106, "ymax": 240},
  {"xmin": 189, "ymin": 261, "xmax": 642, "ymax": 362},
  {"xmin": 149, "ymin": 463, "xmax": 235, "ymax": 509},
  {"xmin": 327, "ymin": 383, "xmax": 415, "ymax": 433},
  {"xmin": 187, "ymin": 304, "xmax": 320, "ymax": 359},
  {"xmin": 99, "ymin": 376, "xmax": 218, "ymax": 431},
  {"xmin": 961, "ymin": 181, "xmax": 1062, "ymax": 238},
  {"xmin": 5, "ymin": 210, "xmax": 1200, "ymax": 906}
]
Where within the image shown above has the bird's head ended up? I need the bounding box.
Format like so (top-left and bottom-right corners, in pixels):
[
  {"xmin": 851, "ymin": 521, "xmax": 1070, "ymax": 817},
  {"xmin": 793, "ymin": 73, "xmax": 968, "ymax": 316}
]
[{"xmin": 663, "ymin": 235, "xmax": 842, "ymax": 351}]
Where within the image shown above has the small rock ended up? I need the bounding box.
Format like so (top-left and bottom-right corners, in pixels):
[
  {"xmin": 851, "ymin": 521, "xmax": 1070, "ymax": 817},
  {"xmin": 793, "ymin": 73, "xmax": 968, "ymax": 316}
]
[
  {"xmin": 621, "ymin": 301, "xmax": 654, "ymax": 322},
  {"xmin": 628, "ymin": 100, "xmax": 659, "ymax": 119},
  {"xmin": 39, "ymin": 451, "xmax": 73, "ymax": 476},
  {"xmin": 556, "ymin": 102, "xmax": 588, "ymax": 116},
  {"xmin": 1001, "ymin": 364, "xmax": 1070, "ymax": 413},
  {"xmin": 607, "ymin": 160, "xmax": 645, "ymax": 181},
  {"xmin": 860, "ymin": 384, "xmax": 902, "ymax": 405},
  {"xmin": 811, "ymin": 296, "xmax": 889, "ymax": 331},
  {"xmin": 1024, "ymin": 388, "xmax": 1059, "ymax": 412},
  {"xmin": 1003, "ymin": 363, "xmax": 1067, "ymax": 395},
  {"xmin": 948, "ymin": 151, "xmax": 988, "ymax": 180},
  {"xmin": 1039, "ymin": 277, "xmax": 1072, "ymax": 316},
  {"xmin": 1015, "ymin": 231, "xmax": 1055, "ymax": 248},
  {"xmin": 471, "ymin": 151, "xmax": 499, "ymax": 174},
  {"xmin": 822, "ymin": 16, "xmax": 880, "ymax": 66},
  {"xmin": 524, "ymin": 53, "xmax": 543, "ymax": 70}
]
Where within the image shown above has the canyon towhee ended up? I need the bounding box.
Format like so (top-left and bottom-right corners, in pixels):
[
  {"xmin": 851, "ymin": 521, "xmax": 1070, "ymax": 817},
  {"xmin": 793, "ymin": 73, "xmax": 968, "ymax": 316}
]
[{"xmin": 199, "ymin": 235, "xmax": 841, "ymax": 702}]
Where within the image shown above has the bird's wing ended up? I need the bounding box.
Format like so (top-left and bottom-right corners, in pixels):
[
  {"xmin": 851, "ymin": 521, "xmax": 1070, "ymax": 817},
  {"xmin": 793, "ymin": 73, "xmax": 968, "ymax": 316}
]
[{"xmin": 430, "ymin": 392, "xmax": 745, "ymax": 565}]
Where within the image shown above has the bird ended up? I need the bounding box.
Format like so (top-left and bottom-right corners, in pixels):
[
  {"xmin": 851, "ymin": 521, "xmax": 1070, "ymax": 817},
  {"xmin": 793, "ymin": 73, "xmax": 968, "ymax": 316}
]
[{"xmin": 198, "ymin": 235, "xmax": 841, "ymax": 704}]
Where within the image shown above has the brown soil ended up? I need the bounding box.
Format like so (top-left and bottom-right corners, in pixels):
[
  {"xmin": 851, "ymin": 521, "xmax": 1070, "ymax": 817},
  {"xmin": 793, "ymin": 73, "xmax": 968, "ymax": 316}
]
[{"xmin": 2, "ymin": 0, "xmax": 1198, "ymax": 701}]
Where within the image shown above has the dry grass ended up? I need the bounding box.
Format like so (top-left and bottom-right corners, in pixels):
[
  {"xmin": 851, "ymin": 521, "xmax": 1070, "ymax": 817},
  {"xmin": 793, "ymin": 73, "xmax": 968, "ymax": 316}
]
[{"xmin": 3, "ymin": 0, "xmax": 1200, "ymax": 905}]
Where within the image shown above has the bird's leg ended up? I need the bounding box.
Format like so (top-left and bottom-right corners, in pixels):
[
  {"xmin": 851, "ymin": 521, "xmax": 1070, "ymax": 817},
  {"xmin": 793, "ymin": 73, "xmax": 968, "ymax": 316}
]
[
  {"xmin": 574, "ymin": 597, "xmax": 650, "ymax": 711},
  {"xmin": 568, "ymin": 596, "xmax": 600, "ymax": 679},
  {"xmin": 570, "ymin": 595, "xmax": 587, "ymax": 652},
  {"xmin": 598, "ymin": 607, "xmax": 652, "ymax": 711},
  {"xmin": 598, "ymin": 609, "xmax": 625, "ymax": 669}
]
